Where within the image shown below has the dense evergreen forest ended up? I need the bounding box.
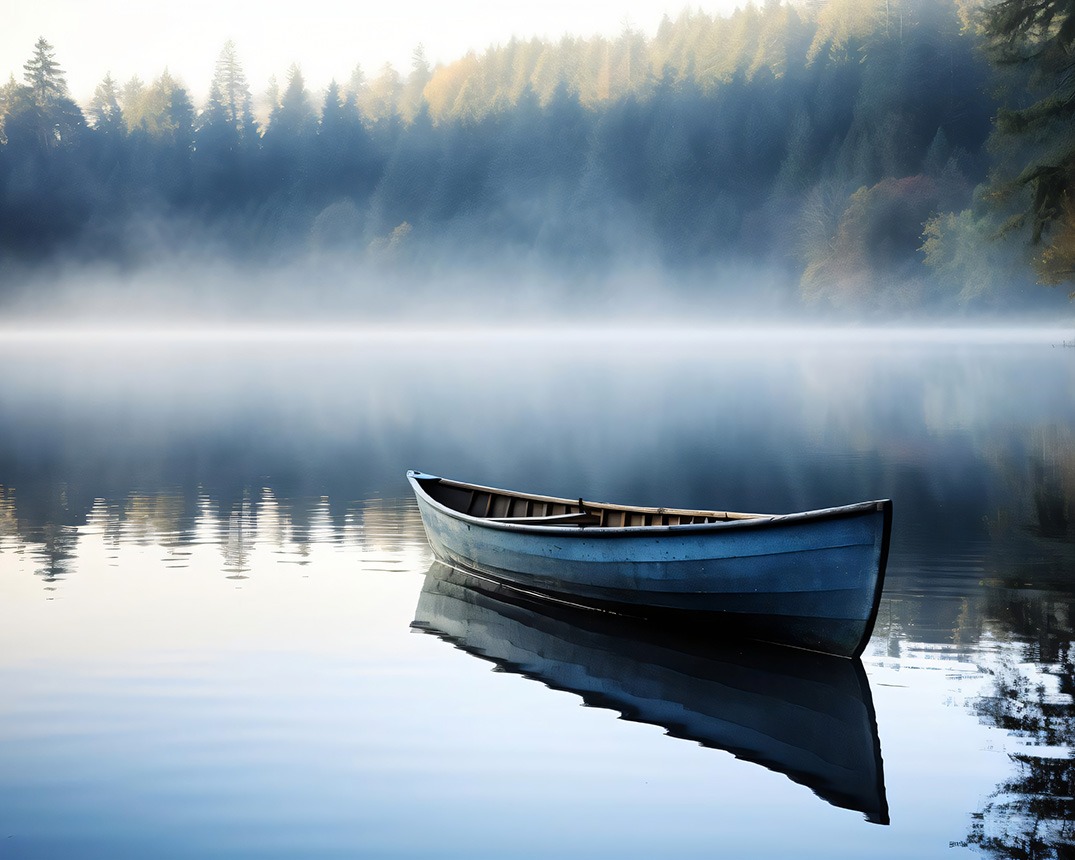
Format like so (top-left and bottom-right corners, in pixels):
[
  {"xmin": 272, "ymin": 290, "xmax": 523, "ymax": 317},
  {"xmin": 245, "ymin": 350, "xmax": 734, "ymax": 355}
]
[{"xmin": 1, "ymin": 0, "xmax": 1073, "ymax": 315}]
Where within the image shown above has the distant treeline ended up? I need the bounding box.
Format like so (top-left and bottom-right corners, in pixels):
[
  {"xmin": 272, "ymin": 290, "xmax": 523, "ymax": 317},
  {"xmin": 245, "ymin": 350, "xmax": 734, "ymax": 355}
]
[{"xmin": 0, "ymin": 0, "xmax": 1072, "ymax": 311}]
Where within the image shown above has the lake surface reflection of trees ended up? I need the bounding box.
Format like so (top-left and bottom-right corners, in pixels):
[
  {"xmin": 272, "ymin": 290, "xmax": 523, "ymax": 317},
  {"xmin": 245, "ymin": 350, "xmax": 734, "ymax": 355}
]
[
  {"xmin": 958, "ymin": 511, "xmax": 1075, "ymax": 859},
  {"xmin": 1, "ymin": 336, "xmax": 1074, "ymax": 856},
  {"xmin": 0, "ymin": 485, "xmax": 430, "ymax": 583}
]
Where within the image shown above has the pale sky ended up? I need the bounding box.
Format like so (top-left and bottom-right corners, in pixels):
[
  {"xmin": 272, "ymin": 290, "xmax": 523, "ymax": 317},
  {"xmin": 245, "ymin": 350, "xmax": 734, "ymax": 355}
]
[{"xmin": 6, "ymin": 0, "xmax": 747, "ymax": 104}]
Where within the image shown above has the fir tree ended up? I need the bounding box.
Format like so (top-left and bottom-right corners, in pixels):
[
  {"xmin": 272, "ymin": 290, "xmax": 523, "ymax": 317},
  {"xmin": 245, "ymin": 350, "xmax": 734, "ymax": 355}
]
[
  {"xmin": 982, "ymin": 0, "xmax": 1075, "ymax": 285},
  {"xmin": 22, "ymin": 37, "xmax": 68, "ymax": 107}
]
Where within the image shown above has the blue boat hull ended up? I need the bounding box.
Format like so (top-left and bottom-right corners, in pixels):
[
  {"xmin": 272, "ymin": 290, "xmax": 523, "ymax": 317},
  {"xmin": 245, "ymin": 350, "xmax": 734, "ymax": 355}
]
[{"xmin": 408, "ymin": 472, "xmax": 891, "ymax": 658}]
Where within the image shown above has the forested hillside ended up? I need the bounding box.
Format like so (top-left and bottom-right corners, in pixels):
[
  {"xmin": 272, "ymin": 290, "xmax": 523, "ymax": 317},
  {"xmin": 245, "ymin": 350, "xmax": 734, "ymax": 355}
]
[{"xmin": 0, "ymin": 0, "xmax": 1072, "ymax": 314}]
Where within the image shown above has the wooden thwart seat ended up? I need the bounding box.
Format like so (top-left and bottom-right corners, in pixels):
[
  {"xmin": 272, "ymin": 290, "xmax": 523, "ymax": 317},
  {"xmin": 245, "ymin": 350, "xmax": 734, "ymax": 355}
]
[{"xmin": 487, "ymin": 511, "xmax": 601, "ymax": 526}]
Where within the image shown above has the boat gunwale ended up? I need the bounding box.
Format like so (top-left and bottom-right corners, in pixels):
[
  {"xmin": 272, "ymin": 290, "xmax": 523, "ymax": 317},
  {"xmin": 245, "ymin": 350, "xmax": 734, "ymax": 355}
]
[{"xmin": 407, "ymin": 471, "xmax": 891, "ymax": 538}]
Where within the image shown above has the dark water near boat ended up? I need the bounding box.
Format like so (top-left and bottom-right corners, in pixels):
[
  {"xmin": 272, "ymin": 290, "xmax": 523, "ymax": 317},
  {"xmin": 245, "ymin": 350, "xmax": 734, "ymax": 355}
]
[{"xmin": 1, "ymin": 328, "xmax": 1073, "ymax": 859}]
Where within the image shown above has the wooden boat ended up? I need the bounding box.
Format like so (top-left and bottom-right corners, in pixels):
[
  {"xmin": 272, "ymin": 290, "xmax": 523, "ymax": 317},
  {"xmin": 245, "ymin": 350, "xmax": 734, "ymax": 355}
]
[
  {"xmin": 413, "ymin": 561, "xmax": 889, "ymax": 824},
  {"xmin": 407, "ymin": 471, "xmax": 892, "ymax": 658}
]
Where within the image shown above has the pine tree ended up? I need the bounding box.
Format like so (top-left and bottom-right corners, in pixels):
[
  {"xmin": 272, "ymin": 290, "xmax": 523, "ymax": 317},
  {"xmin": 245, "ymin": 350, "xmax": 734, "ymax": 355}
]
[
  {"xmin": 88, "ymin": 73, "xmax": 125, "ymax": 133},
  {"xmin": 268, "ymin": 65, "xmax": 315, "ymax": 136},
  {"xmin": 210, "ymin": 41, "xmax": 255, "ymax": 135},
  {"xmin": 9, "ymin": 38, "xmax": 84, "ymax": 149},
  {"xmin": 982, "ymin": 0, "xmax": 1075, "ymax": 284},
  {"xmin": 319, "ymin": 80, "xmax": 347, "ymax": 132},
  {"xmin": 345, "ymin": 64, "xmax": 368, "ymax": 111},
  {"xmin": 401, "ymin": 46, "xmax": 432, "ymax": 123},
  {"xmin": 195, "ymin": 46, "xmax": 259, "ymax": 212},
  {"xmin": 0, "ymin": 75, "xmax": 19, "ymax": 143},
  {"xmin": 22, "ymin": 37, "xmax": 68, "ymax": 107},
  {"xmin": 120, "ymin": 76, "xmax": 147, "ymax": 128},
  {"xmin": 138, "ymin": 70, "xmax": 191, "ymax": 139},
  {"xmin": 364, "ymin": 63, "xmax": 403, "ymax": 121},
  {"xmin": 312, "ymin": 79, "xmax": 377, "ymax": 205}
]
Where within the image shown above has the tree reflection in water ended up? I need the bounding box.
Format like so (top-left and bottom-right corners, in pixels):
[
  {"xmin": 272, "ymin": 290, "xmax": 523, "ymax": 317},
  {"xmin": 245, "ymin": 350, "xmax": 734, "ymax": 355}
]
[
  {"xmin": 959, "ymin": 428, "xmax": 1075, "ymax": 859},
  {"xmin": 960, "ymin": 639, "xmax": 1074, "ymax": 859}
]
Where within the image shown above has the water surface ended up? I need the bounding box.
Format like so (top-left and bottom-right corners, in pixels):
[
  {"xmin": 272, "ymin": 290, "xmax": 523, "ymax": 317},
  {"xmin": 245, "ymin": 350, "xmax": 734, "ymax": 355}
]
[{"xmin": 1, "ymin": 328, "xmax": 1072, "ymax": 858}]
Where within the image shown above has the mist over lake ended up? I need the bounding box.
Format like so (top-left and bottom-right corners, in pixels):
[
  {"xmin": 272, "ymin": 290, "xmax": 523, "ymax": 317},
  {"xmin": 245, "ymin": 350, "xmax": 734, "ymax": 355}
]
[{"xmin": 1, "ymin": 0, "xmax": 1073, "ymax": 318}]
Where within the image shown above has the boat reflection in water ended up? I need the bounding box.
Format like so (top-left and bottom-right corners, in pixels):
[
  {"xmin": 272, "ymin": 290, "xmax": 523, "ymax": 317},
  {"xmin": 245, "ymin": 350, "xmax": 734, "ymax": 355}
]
[{"xmin": 412, "ymin": 562, "xmax": 889, "ymax": 825}]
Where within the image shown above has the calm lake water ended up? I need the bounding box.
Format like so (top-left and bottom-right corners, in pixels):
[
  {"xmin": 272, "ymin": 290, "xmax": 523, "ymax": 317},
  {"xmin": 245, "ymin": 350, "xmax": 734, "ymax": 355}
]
[{"xmin": 1, "ymin": 327, "xmax": 1073, "ymax": 859}]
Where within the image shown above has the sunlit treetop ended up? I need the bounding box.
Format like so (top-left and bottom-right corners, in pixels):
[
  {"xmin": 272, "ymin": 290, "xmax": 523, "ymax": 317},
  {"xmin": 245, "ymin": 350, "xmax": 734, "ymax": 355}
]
[
  {"xmin": 22, "ymin": 36, "xmax": 68, "ymax": 107},
  {"xmin": 400, "ymin": 45, "xmax": 432, "ymax": 123},
  {"xmin": 207, "ymin": 40, "xmax": 254, "ymax": 133},
  {"xmin": 87, "ymin": 73, "xmax": 124, "ymax": 133},
  {"xmin": 128, "ymin": 70, "xmax": 193, "ymax": 140},
  {"xmin": 361, "ymin": 63, "xmax": 403, "ymax": 122}
]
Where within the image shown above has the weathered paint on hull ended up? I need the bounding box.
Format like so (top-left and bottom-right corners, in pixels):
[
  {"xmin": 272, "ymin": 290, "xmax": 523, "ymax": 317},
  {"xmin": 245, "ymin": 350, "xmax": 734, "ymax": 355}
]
[{"xmin": 409, "ymin": 473, "xmax": 891, "ymax": 658}]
